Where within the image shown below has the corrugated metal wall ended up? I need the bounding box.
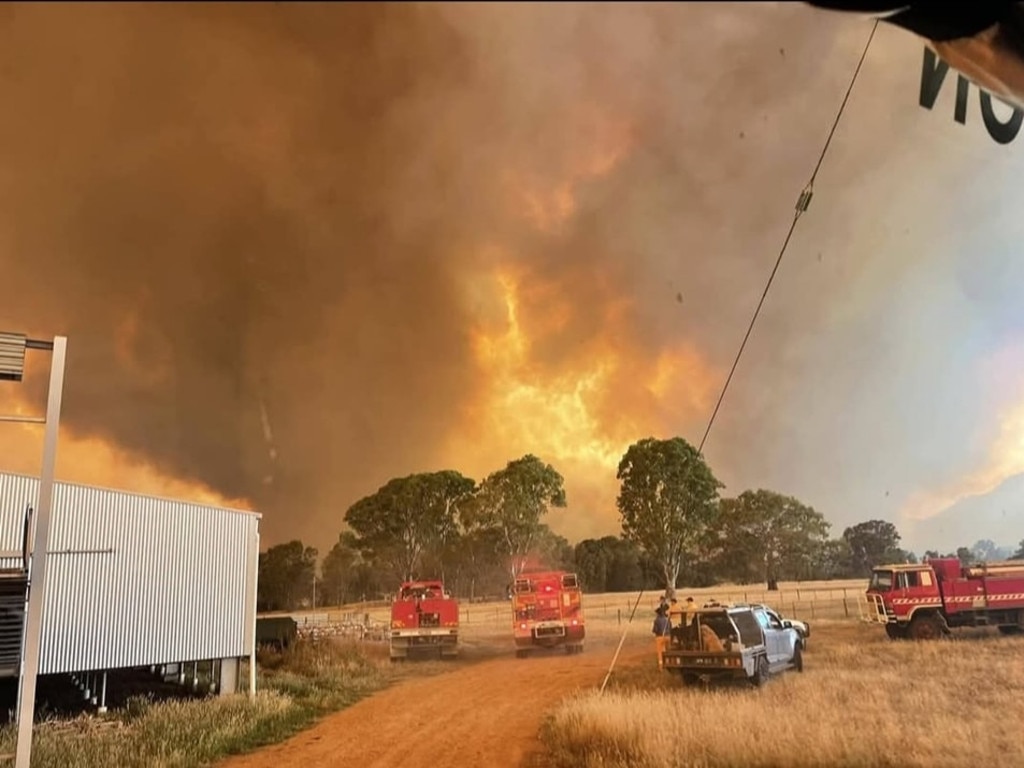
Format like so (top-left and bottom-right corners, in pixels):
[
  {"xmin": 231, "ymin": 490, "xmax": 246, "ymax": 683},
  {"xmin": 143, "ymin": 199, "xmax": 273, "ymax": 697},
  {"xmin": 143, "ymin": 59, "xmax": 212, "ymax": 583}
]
[{"xmin": 0, "ymin": 472, "xmax": 260, "ymax": 675}]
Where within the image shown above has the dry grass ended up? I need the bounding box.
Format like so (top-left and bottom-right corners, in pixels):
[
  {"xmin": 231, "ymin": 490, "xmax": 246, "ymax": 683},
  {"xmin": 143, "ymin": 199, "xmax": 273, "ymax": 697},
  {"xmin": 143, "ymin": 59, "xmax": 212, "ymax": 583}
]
[
  {"xmin": 542, "ymin": 621, "xmax": 1024, "ymax": 768},
  {"xmin": 0, "ymin": 639, "xmax": 386, "ymax": 767}
]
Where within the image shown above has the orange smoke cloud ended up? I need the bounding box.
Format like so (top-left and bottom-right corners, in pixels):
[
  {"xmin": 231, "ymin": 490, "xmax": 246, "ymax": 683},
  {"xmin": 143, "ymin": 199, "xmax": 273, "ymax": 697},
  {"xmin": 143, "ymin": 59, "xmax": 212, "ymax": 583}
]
[
  {"xmin": 502, "ymin": 104, "xmax": 634, "ymax": 235},
  {"xmin": 0, "ymin": 387, "xmax": 250, "ymax": 510},
  {"xmin": 900, "ymin": 396, "xmax": 1024, "ymax": 522},
  {"xmin": 445, "ymin": 105, "xmax": 719, "ymax": 537},
  {"xmin": 448, "ymin": 259, "xmax": 718, "ymax": 535}
]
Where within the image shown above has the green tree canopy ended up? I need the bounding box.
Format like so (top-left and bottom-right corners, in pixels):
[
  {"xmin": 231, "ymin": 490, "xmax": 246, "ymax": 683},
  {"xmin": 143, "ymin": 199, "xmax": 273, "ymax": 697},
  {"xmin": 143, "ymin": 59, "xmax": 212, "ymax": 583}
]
[
  {"xmin": 257, "ymin": 540, "xmax": 318, "ymax": 612},
  {"xmin": 574, "ymin": 535, "xmax": 645, "ymax": 593},
  {"xmin": 343, "ymin": 470, "xmax": 476, "ymax": 581},
  {"xmin": 465, "ymin": 454, "xmax": 567, "ymax": 579},
  {"xmin": 711, "ymin": 489, "xmax": 831, "ymax": 590},
  {"xmin": 320, "ymin": 532, "xmax": 361, "ymax": 607},
  {"xmin": 616, "ymin": 436, "xmax": 723, "ymax": 597},
  {"xmin": 842, "ymin": 519, "xmax": 909, "ymax": 576}
]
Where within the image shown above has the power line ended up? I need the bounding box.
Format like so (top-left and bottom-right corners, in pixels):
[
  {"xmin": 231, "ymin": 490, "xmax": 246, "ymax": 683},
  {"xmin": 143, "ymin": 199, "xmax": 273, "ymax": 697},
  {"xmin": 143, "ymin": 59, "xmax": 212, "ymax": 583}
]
[
  {"xmin": 598, "ymin": 19, "xmax": 879, "ymax": 694},
  {"xmin": 698, "ymin": 19, "xmax": 879, "ymax": 455}
]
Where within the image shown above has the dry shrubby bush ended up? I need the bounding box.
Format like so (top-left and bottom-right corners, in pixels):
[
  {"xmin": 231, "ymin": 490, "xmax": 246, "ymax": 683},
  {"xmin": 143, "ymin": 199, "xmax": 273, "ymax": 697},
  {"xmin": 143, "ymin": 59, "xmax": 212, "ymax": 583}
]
[
  {"xmin": 0, "ymin": 638, "xmax": 385, "ymax": 768},
  {"xmin": 542, "ymin": 621, "xmax": 1024, "ymax": 768}
]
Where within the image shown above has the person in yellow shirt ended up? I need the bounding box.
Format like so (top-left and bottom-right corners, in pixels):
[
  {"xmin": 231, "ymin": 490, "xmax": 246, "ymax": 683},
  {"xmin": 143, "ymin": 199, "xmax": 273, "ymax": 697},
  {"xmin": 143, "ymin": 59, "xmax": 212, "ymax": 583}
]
[{"xmin": 668, "ymin": 598, "xmax": 683, "ymax": 627}]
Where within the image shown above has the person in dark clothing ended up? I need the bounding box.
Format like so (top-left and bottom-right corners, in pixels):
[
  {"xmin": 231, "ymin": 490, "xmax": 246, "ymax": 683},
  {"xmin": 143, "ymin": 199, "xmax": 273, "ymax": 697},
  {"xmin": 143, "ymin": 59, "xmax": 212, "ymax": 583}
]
[{"xmin": 804, "ymin": 2, "xmax": 1024, "ymax": 112}]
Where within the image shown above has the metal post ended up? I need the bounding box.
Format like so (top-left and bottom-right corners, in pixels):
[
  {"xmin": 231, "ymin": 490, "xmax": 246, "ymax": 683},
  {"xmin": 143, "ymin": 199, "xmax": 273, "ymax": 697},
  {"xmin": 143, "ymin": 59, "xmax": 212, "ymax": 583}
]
[
  {"xmin": 248, "ymin": 527, "xmax": 259, "ymax": 698},
  {"xmin": 15, "ymin": 335, "xmax": 66, "ymax": 768},
  {"xmin": 98, "ymin": 672, "xmax": 107, "ymax": 714}
]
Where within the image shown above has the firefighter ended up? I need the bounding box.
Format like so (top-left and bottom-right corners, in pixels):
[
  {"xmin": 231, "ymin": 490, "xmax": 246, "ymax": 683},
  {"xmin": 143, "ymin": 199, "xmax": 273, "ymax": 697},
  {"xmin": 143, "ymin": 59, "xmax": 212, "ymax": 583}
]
[
  {"xmin": 668, "ymin": 598, "xmax": 682, "ymax": 627},
  {"xmin": 678, "ymin": 596, "xmax": 697, "ymax": 627},
  {"xmin": 652, "ymin": 605, "xmax": 671, "ymax": 670}
]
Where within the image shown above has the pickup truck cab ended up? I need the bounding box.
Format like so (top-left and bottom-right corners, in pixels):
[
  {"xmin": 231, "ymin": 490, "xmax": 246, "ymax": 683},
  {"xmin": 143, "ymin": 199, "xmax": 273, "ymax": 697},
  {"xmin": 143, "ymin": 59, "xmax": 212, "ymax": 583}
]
[{"xmin": 662, "ymin": 604, "xmax": 803, "ymax": 687}]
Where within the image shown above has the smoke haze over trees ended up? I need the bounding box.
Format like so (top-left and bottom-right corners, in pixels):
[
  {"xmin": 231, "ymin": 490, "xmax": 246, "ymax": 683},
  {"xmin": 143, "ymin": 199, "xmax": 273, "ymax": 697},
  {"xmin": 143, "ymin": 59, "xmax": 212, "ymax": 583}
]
[
  {"xmin": 4, "ymin": 3, "xmax": 1024, "ymax": 558},
  {"xmin": 256, "ymin": 442, "xmax": 1000, "ymax": 610}
]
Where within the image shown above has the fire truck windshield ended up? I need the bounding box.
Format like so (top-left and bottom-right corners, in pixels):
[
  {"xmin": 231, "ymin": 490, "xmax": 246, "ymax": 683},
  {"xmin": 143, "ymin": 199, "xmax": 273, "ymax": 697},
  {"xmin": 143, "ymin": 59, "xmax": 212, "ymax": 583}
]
[{"xmin": 869, "ymin": 570, "xmax": 894, "ymax": 592}]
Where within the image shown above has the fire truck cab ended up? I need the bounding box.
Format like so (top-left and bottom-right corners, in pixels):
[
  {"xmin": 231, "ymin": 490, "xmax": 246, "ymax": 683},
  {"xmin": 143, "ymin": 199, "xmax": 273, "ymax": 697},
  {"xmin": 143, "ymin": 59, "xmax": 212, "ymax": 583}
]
[
  {"xmin": 511, "ymin": 570, "xmax": 585, "ymax": 657},
  {"xmin": 862, "ymin": 557, "xmax": 1024, "ymax": 640}
]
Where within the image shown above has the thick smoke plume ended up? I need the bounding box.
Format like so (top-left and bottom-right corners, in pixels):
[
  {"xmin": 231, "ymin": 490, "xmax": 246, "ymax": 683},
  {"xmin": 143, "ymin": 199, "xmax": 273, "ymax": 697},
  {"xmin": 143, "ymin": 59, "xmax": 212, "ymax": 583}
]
[{"xmin": 5, "ymin": 3, "xmax": 1005, "ymax": 553}]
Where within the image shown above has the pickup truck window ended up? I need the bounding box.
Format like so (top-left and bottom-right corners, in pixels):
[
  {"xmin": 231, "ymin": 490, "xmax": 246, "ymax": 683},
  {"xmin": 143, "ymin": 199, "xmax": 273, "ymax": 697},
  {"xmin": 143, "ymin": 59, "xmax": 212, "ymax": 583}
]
[{"xmin": 731, "ymin": 611, "xmax": 763, "ymax": 646}]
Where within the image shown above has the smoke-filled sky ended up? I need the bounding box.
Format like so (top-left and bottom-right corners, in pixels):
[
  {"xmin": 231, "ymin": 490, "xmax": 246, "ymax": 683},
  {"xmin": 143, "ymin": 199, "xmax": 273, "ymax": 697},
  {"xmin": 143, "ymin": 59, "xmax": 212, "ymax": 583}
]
[{"xmin": 2, "ymin": 2, "xmax": 1023, "ymax": 556}]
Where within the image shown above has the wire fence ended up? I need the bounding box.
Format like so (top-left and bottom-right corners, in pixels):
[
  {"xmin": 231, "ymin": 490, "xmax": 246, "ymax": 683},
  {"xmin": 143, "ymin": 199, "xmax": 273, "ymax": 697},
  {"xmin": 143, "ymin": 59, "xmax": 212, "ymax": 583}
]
[{"xmin": 268, "ymin": 580, "xmax": 870, "ymax": 635}]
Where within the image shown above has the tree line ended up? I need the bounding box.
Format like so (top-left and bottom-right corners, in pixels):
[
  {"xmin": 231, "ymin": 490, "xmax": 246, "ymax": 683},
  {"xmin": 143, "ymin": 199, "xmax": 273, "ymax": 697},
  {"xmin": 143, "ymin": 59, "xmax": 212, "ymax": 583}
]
[{"xmin": 255, "ymin": 436, "xmax": 1024, "ymax": 612}]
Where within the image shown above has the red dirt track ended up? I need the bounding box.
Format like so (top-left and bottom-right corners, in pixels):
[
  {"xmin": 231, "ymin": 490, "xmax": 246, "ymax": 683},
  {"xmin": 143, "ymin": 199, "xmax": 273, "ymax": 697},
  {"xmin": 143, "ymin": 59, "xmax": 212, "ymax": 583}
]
[{"xmin": 219, "ymin": 636, "xmax": 650, "ymax": 768}]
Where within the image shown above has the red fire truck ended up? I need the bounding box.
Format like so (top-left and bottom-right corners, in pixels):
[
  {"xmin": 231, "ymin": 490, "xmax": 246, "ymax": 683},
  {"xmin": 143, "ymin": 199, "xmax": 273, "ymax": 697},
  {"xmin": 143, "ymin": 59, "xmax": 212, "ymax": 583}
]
[
  {"xmin": 511, "ymin": 570, "xmax": 585, "ymax": 657},
  {"xmin": 389, "ymin": 579, "xmax": 460, "ymax": 661},
  {"xmin": 862, "ymin": 557, "xmax": 1024, "ymax": 640}
]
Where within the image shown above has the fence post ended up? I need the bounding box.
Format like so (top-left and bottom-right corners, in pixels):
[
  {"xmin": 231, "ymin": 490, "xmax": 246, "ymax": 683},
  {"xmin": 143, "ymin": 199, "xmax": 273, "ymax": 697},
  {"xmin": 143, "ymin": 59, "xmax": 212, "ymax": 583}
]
[
  {"xmin": 618, "ymin": 609, "xmax": 621, "ymax": 626},
  {"xmin": 843, "ymin": 598, "xmax": 849, "ymax": 618},
  {"xmin": 809, "ymin": 602, "xmax": 815, "ymax": 619}
]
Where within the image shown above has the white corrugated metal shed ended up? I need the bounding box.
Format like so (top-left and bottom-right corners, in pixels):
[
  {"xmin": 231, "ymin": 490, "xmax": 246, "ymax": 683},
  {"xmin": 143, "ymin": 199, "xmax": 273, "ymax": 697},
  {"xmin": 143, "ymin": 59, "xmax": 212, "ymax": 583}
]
[{"xmin": 0, "ymin": 471, "xmax": 260, "ymax": 675}]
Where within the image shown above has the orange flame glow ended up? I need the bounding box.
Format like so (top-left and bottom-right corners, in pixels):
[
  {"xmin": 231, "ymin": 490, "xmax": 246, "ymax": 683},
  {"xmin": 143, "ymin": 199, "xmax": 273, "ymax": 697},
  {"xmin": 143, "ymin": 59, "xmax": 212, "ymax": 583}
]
[
  {"xmin": 0, "ymin": 388, "xmax": 250, "ymax": 510},
  {"xmin": 449, "ymin": 263, "xmax": 719, "ymax": 522},
  {"xmin": 901, "ymin": 397, "xmax": 1024, "ymax": 522},
  {"xmin": 448, "ymin": 107, "xmax": 718, "ymax": 533}
]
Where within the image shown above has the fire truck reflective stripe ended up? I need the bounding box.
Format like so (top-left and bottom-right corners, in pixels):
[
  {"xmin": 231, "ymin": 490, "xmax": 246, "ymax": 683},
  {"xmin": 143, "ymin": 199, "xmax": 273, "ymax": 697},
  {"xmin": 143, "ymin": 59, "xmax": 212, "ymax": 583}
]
[
  {"xmin": 892, "ymin": 594, "xmax": 1024, "ymax": 606},
  {"xmin": 943, "ymin": 594, "xmax": 1024, "ymax": 602}
]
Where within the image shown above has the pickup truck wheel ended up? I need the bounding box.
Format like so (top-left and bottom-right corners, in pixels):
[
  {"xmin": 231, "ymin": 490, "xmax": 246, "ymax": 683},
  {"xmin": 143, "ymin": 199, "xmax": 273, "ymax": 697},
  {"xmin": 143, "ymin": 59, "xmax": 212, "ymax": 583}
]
[
  {"xmin": 750, "ymin": 655, "xmax": 770, "ymax": 687},
  {"xmin": 792, "ymin": 645, "xmax": 804, "ymax": 673},
  {"xmin": 681, "ymin": 672, "xmax": 699, "ymax": 686},
  {"xmin": 908, "ymin": 614, "xmax": 945, "ymax": 641}
]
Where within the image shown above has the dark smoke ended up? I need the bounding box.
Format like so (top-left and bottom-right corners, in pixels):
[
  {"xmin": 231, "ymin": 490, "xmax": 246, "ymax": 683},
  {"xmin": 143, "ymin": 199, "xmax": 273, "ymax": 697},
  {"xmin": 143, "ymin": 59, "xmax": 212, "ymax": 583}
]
[{"xmin": 2, "ymin": 3, "xmax": 927, "ymax": 551}]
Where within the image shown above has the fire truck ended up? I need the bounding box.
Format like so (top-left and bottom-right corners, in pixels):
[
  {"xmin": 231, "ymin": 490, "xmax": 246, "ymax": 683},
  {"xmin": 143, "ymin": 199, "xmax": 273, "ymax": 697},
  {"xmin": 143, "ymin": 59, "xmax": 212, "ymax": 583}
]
[
  {"xmin": 511, "ymin": 570, "xmax": 585, "ymax": 657},
  {"xmin": 862, "ymin": 557, "xmax": 1024, "ymax": 640},
  {"xmin": 389, "ymin": 579, "xmax": 460, "ymax": 661}
]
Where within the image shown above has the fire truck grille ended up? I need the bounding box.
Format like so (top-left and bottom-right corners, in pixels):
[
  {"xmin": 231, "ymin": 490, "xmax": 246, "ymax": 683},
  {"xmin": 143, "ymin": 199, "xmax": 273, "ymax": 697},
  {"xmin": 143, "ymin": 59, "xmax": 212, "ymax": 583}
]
[{"xmin": 535, "ymin": 625, "xmax": 565, "ymax": 638}]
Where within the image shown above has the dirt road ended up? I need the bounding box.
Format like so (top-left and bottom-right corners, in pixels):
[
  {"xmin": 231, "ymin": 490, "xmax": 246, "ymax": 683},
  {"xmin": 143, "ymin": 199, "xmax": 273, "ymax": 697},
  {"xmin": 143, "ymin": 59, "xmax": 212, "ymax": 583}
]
[{"xmin": 220, "ymin": 635, "xmax": 650, "ymax": 768}]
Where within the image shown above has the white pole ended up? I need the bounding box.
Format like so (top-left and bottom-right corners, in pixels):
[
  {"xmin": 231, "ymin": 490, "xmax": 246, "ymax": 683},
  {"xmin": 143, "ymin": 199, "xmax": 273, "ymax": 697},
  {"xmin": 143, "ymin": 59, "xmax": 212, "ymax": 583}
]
[
  {"xmin": 15, "ymin": 335, "xmax": 67, "ymax": 768},
  {"xmin": 249, "ymin": 527, "xmax": 260, "ymax": 698}
]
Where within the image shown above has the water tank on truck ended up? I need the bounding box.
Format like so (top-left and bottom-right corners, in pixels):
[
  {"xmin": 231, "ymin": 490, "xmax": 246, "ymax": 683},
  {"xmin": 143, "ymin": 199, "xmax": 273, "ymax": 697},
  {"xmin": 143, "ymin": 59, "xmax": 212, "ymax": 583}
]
[{"xmin": 389, "ymin": 580, "xmax": 460, "ymax": 661}]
